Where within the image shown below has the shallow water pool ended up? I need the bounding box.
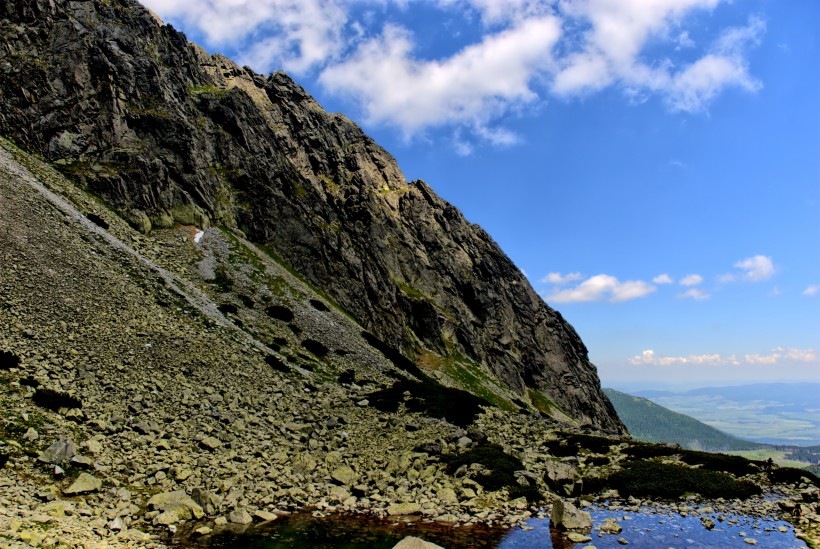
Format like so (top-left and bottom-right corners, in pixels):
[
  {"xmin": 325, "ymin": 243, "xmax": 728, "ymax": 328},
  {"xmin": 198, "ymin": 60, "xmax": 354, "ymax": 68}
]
[{"xmin": 187, "ymin": 506, "xmax": 807, "ymax": 548}]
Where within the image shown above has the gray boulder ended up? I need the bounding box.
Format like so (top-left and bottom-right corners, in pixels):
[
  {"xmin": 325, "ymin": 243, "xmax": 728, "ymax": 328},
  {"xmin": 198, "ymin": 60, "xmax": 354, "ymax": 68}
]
[
  {"xmin": 550, "ymin": 498, "xmax": 592, "ymax": 532},
  {"xmin": 37, "ymin": 438, "xmax": 77, "ymax": 464}
]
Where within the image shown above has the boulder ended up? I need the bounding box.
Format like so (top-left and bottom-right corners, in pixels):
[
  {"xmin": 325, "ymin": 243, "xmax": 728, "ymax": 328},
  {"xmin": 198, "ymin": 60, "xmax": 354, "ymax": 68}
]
[
  {"xmin": 147, "ymin": 490, "xmax": 205, "ymax": 522},
  {"xmin": 63, "ymin": 473, "xmax": 102, "ymax": 495},
  {"xmin": 392, "ymin": 536, "xmax": 444, "ymax": 549},
  {"xmin": 330, "ymin": 465, "xmax": 357, "ymax": 487},
  {"xmin": 550, "ymin": 498, "xmax": 592, "ymax": 532},
  {"xmin": 38, "ymin": 438, "xmax": 77, "ymax": 464},
  {"xmin": 228, "ymin": 508, "xmax": 253, "ymax": 525},
  {"xmin": 387, "ymin": 503, "xmax": 422, "ymax": 516},
  {"xmin": 544, "ymin": 461, "xmax": 582, "ymax": 497}
]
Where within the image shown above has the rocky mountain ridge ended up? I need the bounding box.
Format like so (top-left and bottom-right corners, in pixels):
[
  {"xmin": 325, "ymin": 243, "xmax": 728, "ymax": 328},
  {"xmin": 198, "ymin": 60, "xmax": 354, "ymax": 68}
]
[{"xmin": 0, "ymin": 0, "xmax": 623, "ymax": 433}]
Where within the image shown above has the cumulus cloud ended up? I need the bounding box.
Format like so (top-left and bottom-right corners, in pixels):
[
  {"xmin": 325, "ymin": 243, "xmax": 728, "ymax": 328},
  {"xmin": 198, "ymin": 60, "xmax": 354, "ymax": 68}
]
[
  {"xmin": 141, "ymin": 0, "xmax": 348, "ymax": 74},
  {"xmin": 803, "ymin": 285, "xmax": 820, "ymax": 296},
  {"xmin": 542, "ymin": 271, "xmax": 584, "ymax": 284},
  {"xmin": 143, "ymin": 0, "xmax": 766, "ymax": 142},
  {"xmin": 546, "ymin": 274, "xmax": 656, "ymax": 303},
  {"xmin": 653, "ymin": 273, "xmax": 674, "ymax": 284},
  {"xmin": 721, "ymin": 254, "xmax": 776, "ymax": 282},
  {"xmin": 630, "ymin": 347, "xmax": 818, "ymax": 367},
  {"xmin": 677, "ymin": 288, "xmax": 710, "ymax": 300},
  {"xmin": 679, "ymin": 274, "xmax": 703, "ymax": 286},
  {"xmin": 319, "ymin": 16, "xmax": 562, "ymax": 138},
  {"xmin": 744, "ymin": 347, "xmax": 818, "ymax": 365},
  {"xmin": 629, "ymin": 349, "xmax": 739, "ymax": 366}
]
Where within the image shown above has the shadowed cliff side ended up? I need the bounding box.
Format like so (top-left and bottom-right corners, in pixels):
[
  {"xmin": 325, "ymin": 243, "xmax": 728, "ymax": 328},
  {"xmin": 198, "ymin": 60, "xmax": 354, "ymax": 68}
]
[{"xmin": 0, "ymin": 0, "xmax": 624, "ymax": 433}]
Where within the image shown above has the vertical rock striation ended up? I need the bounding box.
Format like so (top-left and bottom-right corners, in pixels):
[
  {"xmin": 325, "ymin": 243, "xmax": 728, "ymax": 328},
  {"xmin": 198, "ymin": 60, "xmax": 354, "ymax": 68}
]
[{"xmin": 0, "ymin": 0, "xmax": 625, "ymax": 433}]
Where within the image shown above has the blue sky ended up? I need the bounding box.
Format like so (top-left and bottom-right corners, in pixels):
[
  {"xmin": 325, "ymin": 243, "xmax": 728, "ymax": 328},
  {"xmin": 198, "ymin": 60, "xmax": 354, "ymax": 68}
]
[{"xmin": 142, "ymin": 0, "xmax": 819, "ymax": 389}]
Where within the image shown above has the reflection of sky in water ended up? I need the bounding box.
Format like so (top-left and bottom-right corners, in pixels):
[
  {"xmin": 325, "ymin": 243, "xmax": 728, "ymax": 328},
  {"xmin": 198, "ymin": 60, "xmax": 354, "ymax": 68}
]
[{"xmin": 498, "ymin": 507, "xmax": 808, "ymax": 549}]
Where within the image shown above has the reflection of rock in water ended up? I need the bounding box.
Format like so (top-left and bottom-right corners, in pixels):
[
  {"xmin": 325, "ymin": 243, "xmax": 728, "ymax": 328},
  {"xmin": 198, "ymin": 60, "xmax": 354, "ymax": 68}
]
[{"xmin": 183, "ymin": 512, "xmax": 508, "ymax": 548}]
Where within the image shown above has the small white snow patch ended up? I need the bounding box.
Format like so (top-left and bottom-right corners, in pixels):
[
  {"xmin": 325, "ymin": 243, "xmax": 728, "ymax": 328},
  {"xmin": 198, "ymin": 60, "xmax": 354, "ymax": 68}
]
[{"xmin": 194, "ymin": 230, "xmax": 205, "ymax": 243}]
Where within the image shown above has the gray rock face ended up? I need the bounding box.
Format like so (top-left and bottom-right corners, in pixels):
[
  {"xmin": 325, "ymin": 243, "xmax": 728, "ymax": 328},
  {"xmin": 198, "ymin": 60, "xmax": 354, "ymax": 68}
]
[{"xmin": 0, "ymin": 0, "xmax": 624, "ymax": 432}]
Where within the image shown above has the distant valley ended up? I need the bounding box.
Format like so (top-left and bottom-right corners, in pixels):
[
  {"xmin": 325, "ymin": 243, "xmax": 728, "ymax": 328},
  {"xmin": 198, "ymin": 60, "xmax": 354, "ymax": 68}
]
[
  {"xmin": 632, "ymin": 383, "xmax": 820, "ymax": 446},
  {"xmin": 605, "ymin": 386, "xmax": 820, "ymax": 475}
]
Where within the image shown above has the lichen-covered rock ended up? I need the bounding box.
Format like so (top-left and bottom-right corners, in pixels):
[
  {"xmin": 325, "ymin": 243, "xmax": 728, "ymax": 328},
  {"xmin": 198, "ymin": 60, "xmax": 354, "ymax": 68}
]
[
  {"xmin": 147, "ymin": 491, "xmax": 205, "ymax": 521},
  {"xmin": 387, "ymin": 503, "xmax": 423, "ymax": 516},
  {"xmin": 0, "ymin": 0, "xmax": 624, "ymax": 434},
  {"xmin": 63, "ymin": 473, "xmax": 101, "ymax": 495}
]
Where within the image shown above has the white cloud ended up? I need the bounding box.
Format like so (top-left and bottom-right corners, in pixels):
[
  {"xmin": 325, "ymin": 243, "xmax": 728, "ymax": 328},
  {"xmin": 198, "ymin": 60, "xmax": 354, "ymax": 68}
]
[
  {"xmin": 319, "ymin": 15, "xmax": 562, "ymax": 139},
  {"xmin": 652, "ymin": 273, "xmax": 674, "ymax": 284},
  {"xmin": 734, "ymin": 254, "xmax": 776, "ymax": 281},
  {"xmin": 630, "ymin": 347, "xmax": 818, "ymax": 367},
  {"xmin": 744, "ymin": 347, "xmax": 818, "ymax": 365},
  {"xmin": 542, "ymin": 271, "xmax": 584, "ymax": 284},
  {"xmin": 141, "ymin": 0, "xmax": 348, "ymax": 75},
  {"xmin": 679, "ymin": 274, "xmax": 703, "ymax": 286},
  {"xmin": 143, "ymin": 0, "xmax": 766, "ymax": 142},
  {"xmin": 546, "ymin": 274, "xmax": 656, "ymax": 303},
  {"xmin": 719, "ymin": 255, "xmax": 775, "ymax": 282},
  {"xmin": 803, "ymin": 285, "xmax": 820, "ymax": 296},
  {"xmin": 629, "ymin": 349, "xmax": 739, "ymax": 366},
  {"xmin": 551, "ymin": 3, "xmax": 763, "ymax": 112},
  {"xmin": 677, "ymin": 288, "xmax": 710, "ymax": 300}
]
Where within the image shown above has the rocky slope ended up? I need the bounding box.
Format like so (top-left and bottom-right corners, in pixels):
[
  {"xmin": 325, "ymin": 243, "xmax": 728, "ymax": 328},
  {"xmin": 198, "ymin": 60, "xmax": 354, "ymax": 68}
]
[
  {"xmin": 1, "ymin": 140, "xmax": 816, "ymax": 549},
  {"xmin": 0, "ymin": 0, "xmax": 623, "ymax": 433}
]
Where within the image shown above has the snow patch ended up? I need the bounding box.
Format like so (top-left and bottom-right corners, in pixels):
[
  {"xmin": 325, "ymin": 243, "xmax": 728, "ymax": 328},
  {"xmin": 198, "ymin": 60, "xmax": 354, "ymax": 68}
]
[{"xmin": 194, "ymin": 230, "xmax": 205, "ymax": 243}]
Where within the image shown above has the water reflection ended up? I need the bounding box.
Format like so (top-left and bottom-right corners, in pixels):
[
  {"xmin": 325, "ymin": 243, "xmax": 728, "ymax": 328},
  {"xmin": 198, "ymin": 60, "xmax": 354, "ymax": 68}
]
[
  {"xmin": 500, "ymin": 507, "xmax": 808, "ymax": 549},
  {"xmin": 187, "ymin": 507, "xmax": 807, "ymax": 548}
]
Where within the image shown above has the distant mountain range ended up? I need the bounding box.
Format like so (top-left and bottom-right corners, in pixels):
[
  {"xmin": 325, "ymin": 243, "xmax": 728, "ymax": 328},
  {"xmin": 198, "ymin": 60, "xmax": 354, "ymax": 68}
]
[
  {"xmin": 604, "ymin": 388, "xmax": 761, "ymax": 451},
  {"xmin": 632, "ymin": 383, "xmax": 820, "ymax": 446},
  {"xmin": 606, "ymin": 386, "xmax": 820, "ymax": 473}
]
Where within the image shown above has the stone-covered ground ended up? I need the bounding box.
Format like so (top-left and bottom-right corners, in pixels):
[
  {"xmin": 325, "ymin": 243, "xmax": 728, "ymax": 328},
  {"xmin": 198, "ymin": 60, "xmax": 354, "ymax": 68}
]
[{"xmin": 1, "ymin": 140, "xmax": 817, "ymax": 548}]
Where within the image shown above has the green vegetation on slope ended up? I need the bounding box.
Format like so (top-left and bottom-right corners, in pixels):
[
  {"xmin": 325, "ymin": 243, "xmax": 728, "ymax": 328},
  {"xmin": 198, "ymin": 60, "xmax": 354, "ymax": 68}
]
[{"xmin": 605, "ymin": 388, "xmax": 762, "ymax": 451}]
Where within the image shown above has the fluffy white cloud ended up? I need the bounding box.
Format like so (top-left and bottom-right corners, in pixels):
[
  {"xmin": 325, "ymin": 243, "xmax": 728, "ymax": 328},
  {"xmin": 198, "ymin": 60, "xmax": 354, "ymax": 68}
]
[
  {"xmin": 744, "ymin": 347, "xmax": 818, "ymax": 365},
  {"xmin": 551, "ymin": 2, "xmax": 763, "ymax": 112},
  {"xmin": 679, "ymin": 274, "xmax": 703, "ymax": 286},
  {"xmin": 630, "ymin": 347, "xmax": 818, "ymax": 367},
  {"xmin": 652, "ymin": 273, "xmax": 674, "ymax": 284},
  {"xmin": 319, "ymin": 15, "xmax": 562, "ymax": 137},
  {"xmin": 142, "ymin": 0, "xmax": 766, "ymax": 142},
  {"xmin": 677, "ymin": 288, "xmax": 710, "ymax": 300},
  {"xmin": 722, "ymin": 254, "xmax": 776, "ymax": 282},
  {"xmin": 803, "ymin": 285, "xmax": 820, "ymax": 296},
  {"xmin": 141, "ymin": 0, "xmax": 348, "ymax": 74},
  {"xmin": 542, "ymin": 271, "xmax": 584, "ymax": 284},
  {"xmin": 546, "ymin": 274, "xmax": 656, "ymax": 303}
]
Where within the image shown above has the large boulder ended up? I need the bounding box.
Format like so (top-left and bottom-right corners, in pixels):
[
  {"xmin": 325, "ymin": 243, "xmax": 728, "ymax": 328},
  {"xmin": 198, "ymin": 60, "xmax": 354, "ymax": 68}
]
[
  {"xmin": 550, "ymin": 498, "xmax": 592, "ymax": 532},
  {"xmin": 147, "ymin": 491, "xmax": 205, "ymax": 524}
]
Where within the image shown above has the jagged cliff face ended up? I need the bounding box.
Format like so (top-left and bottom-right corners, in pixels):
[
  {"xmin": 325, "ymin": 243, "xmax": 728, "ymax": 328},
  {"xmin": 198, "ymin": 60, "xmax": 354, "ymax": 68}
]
[{"xmin": 0, "ymin": 0, "xmax": 624, "ymax": 433}]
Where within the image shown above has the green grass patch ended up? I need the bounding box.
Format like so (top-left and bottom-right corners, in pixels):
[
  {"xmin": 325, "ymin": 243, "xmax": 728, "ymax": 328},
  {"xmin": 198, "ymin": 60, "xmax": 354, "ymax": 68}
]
[{"xmin": 188, "ymin": 85, "xmax": 230, "ymax": 98}]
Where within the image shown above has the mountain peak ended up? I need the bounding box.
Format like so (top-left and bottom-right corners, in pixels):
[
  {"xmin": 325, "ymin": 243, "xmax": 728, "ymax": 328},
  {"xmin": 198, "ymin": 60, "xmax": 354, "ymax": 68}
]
[{"xmin": 0, "ymin": 0, "xmax": 623, "ymax": 433}]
